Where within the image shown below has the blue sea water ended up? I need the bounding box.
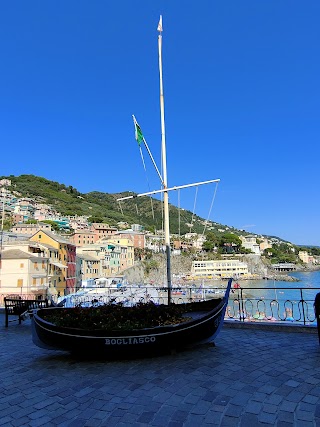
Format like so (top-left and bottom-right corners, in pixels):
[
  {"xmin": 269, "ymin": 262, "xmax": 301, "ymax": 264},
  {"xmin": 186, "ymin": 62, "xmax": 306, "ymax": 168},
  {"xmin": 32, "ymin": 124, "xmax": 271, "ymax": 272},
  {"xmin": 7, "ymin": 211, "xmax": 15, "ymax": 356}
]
[
  {"xmin": 239, "ymin": 270, "xmax": 320, "ymax": 302},
  {"xmin": 230, "ymin": 270, "xmax": 320, "ymax": 324}
]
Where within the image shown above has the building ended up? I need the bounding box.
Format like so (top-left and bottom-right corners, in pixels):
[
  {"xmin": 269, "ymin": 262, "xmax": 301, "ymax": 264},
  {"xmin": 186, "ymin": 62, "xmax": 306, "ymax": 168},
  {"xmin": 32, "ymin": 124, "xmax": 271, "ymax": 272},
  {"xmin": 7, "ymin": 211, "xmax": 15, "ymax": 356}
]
[
  {"xmin": 240, "ymin": 235, "xmax": 261, "ymax": 255},
  {"xmin": 0, "ymin": 248, "xmax": 49, "ymax": 298},
  {"xmin": 105, "ymin": 237, "xmax": 134, "ymax": 271},
  {"xmin": 77, "ymin": 243, "xmax": 122, "ymax": 278},
  {"xmin": 77, "ymin": 253, "xmax": 101, "ymax": 282},
  {"xmin": 191, "ymin": 259, "xmax": 249, "ymax": 278},
  {"xmin": 115, "ymin": 230, "xmax": 145, "ymax": 249},
  {"xmin": 145, "ymin": 234, "xmax": 165, "ymax": 252},
  {"xmin": 11, "ymin": 222, "xmax": 52, "ymax": 235},
  {"xmin": 1, "ymin": 241, "xmax": 68, "ymax": 298},
  {"xmin": 90, "ymin": 223, "xmax": 117, "ymax": 240},
  {"xmin": 259, "ymin": 238, "xmax": 272, "ymax": 252},
  {"xmin": 30, "ymin": 230, "xmax": 76, "ymax": 295},
  {"xmin": 298, "ymin": 251, "xmax": 315, "ymax": 265},
  {"xmin": 69, "ymin": 230, "xmax": 96, "ymax": 247},
  {"xmin": 13, "ymin": 198, "xmax": 36, "ymax": 220}
]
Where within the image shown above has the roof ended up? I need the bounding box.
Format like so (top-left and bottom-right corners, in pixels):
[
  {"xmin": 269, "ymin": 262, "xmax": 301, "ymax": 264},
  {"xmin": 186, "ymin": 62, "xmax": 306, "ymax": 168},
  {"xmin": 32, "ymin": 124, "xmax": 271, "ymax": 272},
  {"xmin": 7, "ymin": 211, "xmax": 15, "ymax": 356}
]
[
  {"xmin": 30, "ymin": 230, "xmax": 74, "ymax": 245},
  {"xmin": 76, "ymin": 253, "xmax": 99, "ymax": 261},
  {"xmin": 1, "ymin": 249, "xmax": 48, "ymax": 260},
  {"xmin": 116, "ymin": 229, "xmax": 144, "ymax": 235}
]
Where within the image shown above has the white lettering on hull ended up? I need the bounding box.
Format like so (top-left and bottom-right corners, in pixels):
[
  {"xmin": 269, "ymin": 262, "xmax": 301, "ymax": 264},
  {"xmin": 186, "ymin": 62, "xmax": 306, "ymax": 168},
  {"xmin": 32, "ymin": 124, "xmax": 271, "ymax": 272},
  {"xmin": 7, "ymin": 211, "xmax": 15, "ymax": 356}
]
[{"xmin": 105, "ymin": 336, "xmax": 156, "ymax": 345}]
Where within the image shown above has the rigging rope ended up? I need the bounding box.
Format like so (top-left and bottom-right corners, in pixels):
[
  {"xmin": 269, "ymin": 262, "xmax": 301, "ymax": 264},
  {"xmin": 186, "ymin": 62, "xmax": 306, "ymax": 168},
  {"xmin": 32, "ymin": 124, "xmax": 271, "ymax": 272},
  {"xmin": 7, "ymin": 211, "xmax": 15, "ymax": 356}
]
[
  {"xmin": 201, "ymin": 181, "xmax": 219, "ymax": 237},
  {"xmin": 118, "ymin": 201, "xmax": 124, "ymax": 216},
  {"xmin": 189, "ymin": 186, "xmax": 198, "ymax": 232}
]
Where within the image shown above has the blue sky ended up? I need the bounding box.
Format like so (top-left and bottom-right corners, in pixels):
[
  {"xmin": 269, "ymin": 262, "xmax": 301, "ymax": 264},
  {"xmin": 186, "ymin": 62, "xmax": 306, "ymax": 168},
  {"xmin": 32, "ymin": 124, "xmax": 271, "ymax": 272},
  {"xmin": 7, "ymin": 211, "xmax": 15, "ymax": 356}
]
[{"xmin": 0, "ymin": 1, "xmax": 319, "ymax": 246}]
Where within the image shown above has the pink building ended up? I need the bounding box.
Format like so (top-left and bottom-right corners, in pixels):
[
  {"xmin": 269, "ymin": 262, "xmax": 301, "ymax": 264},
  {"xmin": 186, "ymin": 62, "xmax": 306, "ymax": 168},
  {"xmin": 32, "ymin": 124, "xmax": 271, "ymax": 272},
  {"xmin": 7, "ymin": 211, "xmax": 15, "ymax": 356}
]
[
  {"xmin": 69, "ymin": 231, "xmax": 97, "ymax": 247},
  {"xmin": 90, "ymin": 223, "xmax": 117, "ymax": 240}
]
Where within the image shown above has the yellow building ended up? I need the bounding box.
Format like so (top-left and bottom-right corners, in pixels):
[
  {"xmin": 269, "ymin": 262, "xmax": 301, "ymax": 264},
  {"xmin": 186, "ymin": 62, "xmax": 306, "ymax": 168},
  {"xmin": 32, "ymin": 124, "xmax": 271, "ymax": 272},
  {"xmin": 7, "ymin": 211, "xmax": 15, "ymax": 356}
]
[
  {"xmin": 30, "ymin": 230, "xmax": 76, "ymax": 296},
  {"xmin": 299, "ymin": 251, "xmax": 315, "ymax": 264}
]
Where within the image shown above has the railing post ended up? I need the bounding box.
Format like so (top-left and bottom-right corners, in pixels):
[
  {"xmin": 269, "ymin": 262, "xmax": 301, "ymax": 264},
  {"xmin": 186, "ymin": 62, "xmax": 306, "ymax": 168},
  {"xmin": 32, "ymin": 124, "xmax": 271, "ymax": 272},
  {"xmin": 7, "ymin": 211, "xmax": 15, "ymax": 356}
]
[
  {"xmin": 239, "ymin": 288, "xmax": 245, "ymax": 322},
  {"xmin": 300, "ymin": 287, "xmax": 306, "ymax": 326}
]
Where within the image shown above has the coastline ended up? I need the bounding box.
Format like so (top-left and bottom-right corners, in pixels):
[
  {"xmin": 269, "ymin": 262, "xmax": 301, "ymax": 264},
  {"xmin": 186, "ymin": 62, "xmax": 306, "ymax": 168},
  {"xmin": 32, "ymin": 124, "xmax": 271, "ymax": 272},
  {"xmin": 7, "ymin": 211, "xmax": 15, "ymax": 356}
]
[{"xmin": 124, "ymin": 254, "xmax": 320, "ymax": 286}]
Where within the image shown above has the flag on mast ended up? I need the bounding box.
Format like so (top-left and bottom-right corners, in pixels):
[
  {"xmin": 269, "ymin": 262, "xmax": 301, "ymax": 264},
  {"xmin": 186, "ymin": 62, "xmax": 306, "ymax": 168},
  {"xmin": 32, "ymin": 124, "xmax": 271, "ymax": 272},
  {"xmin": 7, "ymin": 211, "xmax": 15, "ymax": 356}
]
[
  {"xmin": 132, "ymin": 115, "xmax": 144, "ymax": 146},
  {"xmin": 157, "ymin": 15, "xmax": 163, "ymax": 32}
]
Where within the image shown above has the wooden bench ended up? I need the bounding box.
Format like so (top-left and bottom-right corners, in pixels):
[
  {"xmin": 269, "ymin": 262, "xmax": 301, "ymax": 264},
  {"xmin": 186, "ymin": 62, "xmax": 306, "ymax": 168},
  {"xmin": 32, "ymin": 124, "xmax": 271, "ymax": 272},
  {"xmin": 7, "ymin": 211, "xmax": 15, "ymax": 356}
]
[{"xmin": 4, "ymin": 297, "xmax": 49, "ymax": 327}]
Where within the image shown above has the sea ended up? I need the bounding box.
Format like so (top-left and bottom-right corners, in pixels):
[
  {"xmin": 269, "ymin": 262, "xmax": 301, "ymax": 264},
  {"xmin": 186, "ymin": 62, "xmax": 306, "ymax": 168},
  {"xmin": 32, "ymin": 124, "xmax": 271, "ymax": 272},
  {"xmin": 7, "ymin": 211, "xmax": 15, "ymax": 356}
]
[
  {"xmin": 237, "ymin": 270, "xmax": 320, "ymax": 303},
  {"xmin": 226, "ymin": 270, "xmax": 320, "ymax": 324}
]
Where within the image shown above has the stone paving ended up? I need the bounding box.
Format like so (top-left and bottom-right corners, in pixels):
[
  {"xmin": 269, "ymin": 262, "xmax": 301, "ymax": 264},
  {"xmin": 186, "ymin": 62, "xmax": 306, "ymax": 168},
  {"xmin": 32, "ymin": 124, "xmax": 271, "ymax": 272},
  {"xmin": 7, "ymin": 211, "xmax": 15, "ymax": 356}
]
[{"xmin": 1, "ymin": 315, "xmax": 320, "ymax": 427}]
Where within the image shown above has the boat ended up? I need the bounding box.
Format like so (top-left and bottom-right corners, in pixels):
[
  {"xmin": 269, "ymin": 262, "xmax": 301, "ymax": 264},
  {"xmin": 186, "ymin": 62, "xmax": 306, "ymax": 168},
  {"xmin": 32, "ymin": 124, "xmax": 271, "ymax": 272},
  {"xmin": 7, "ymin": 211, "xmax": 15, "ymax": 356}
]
[
  {"xmin": 32, "ymin": 16, "xmax": 233, "ymax": 357},
  {"xmin": 32, "ymin": 279, "xmax": 232, "ymax": 356}
]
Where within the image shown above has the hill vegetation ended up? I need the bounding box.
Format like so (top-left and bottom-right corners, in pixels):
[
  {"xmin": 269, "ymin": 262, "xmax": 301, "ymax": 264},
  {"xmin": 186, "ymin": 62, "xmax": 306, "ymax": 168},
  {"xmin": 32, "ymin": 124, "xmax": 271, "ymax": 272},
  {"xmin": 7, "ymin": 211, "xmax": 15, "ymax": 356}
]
[
  {"xmin": 2, "ymin": 175, "xmax": 320, "ymax": 264},
  {"xmin": 1, "ymin": 174, "xmax": 240, "ymax": 236}
]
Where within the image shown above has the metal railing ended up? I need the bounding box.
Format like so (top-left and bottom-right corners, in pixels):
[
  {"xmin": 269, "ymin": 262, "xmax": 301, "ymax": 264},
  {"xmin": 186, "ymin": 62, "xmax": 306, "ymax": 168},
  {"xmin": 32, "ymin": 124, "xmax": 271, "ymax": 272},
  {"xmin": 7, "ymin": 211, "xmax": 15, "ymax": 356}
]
[
  {"xmin": 0, "ymin": 285, "xmax": 319, "ymax": 326},
  {"xmin": 228, "ymin": 286, "xmax": 320, "ymax": 325}
]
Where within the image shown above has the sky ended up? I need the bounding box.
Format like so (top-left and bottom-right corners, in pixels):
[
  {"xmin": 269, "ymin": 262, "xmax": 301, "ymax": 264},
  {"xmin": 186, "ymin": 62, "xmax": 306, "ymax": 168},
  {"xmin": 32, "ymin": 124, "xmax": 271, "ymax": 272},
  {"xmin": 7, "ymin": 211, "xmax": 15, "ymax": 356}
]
[{"xmin": 0, "ymin": 1, "xmax": 319, "ymax": 246}]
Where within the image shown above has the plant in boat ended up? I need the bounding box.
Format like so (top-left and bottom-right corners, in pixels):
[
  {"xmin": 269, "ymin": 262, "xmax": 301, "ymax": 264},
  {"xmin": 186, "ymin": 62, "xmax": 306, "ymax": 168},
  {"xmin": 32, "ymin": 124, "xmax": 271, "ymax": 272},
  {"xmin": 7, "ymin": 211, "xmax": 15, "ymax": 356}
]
[{"xmin": 40, "ymin": 302, "xmax": 195, "ymax": 331}]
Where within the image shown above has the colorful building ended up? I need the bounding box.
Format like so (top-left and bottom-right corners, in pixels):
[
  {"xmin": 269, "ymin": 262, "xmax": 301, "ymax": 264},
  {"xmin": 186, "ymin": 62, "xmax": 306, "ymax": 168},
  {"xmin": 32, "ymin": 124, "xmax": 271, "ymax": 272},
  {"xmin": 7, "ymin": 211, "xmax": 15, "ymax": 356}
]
[{"xmin": 30, "ymin": 230, "xmax": 76, "ymax": 295}]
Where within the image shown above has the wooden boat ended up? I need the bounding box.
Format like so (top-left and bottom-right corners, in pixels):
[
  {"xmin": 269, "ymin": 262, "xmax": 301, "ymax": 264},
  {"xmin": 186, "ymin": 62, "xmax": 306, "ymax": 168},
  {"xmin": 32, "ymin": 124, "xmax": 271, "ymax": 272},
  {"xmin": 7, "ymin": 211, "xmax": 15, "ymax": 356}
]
[
  {"xmin": 32, "ymin": 278, "xmax": 233, "ymax": 356},
  {"xmin": 32, "ymin": 17, "xmax": 232, "ymax": 357}
]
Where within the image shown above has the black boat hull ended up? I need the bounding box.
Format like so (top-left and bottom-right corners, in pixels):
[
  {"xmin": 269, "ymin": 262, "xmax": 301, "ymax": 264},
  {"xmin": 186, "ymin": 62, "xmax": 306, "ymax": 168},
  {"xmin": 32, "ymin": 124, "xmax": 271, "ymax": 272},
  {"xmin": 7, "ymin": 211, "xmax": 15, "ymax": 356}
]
[{"xmin": 32, "ymin": 279, "xmax": 232, "ymax": 356}]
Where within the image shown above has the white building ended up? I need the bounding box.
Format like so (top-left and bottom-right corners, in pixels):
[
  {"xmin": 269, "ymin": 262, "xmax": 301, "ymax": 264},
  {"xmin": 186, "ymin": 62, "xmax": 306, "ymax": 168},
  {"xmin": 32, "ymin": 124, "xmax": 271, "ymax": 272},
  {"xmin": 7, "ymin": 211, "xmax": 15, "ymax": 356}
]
[
  {"xmin": 240, "ymin": 235, "xmax": 261, "ymax": 255},
  {"xmin": 191, "ymin": 259, "xmax": 249, "ymax": 278}
]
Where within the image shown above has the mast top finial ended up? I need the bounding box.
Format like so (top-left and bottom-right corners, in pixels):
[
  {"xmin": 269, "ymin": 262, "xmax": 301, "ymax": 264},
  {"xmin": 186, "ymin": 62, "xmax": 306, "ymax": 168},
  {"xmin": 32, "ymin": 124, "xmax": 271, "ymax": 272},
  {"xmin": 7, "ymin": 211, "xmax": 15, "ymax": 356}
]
[{"xmin": 157, "ymin": 15, "xmax": 163, "ymax": 33}]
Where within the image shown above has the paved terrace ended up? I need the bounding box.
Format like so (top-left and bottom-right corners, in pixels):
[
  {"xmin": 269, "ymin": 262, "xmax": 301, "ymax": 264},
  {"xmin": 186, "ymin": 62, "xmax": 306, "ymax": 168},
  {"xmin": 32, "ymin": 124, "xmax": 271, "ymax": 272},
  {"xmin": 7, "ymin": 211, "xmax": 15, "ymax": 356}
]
[{"xmin": 0, "ymin": 315, "xmax": 320, "ymax": 427}]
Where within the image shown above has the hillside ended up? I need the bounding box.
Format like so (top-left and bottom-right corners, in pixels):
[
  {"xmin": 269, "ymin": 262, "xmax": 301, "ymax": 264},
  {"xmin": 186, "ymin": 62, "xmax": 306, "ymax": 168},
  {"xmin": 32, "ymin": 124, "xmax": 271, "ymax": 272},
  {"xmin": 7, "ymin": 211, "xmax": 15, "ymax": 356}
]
[{"xmin": 0, "ymin": 174, "xmax": 267, "ymax": 238}]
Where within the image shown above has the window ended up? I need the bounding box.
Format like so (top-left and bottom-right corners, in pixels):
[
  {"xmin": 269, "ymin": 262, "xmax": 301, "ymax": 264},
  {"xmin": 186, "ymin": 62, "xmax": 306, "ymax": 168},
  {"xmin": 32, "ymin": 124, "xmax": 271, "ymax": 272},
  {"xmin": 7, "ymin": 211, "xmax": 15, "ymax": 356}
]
[
  {"xmin": 33, "ymin": 278, "xmax": 36, "ymax": 285},
  {"xmin": 17, "ymin": 279, "xmax": 23, "ymax": 287},
  {"xmin": 20, "ymin": 263, "xmax": 24, "ymax": 268}
]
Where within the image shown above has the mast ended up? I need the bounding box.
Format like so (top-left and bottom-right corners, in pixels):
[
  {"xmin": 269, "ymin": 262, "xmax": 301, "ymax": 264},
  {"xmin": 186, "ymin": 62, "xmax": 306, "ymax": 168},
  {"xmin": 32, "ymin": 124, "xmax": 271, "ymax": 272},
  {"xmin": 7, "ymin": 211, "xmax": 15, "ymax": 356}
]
[{"xmin": 157, "ymin": 16, "xmax": 172, "ymax": 304}]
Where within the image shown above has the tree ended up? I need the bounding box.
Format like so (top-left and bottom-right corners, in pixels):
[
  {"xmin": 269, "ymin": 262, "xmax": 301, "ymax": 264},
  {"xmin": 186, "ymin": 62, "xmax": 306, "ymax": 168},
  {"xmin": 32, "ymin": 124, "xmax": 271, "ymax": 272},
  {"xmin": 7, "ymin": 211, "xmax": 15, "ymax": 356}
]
[
  {"xmin": 202, "ymin": 232, "xmax": 220, "ymax": 252},
  {"xmin": 88, "ymin": 216, "xmax": 104, "ymax": 223},
  {"xmin": 219, "ymin": 233, "xmax": 242, "ymax": 253}
]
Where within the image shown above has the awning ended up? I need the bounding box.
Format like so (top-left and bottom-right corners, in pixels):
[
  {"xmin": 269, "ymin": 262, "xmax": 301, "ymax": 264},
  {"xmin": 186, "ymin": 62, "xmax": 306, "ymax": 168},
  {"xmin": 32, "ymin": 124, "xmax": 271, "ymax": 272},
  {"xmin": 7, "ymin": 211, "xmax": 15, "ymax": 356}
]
[{"xmin": 50, "ymin": 262, "xmax": 68, "ymax": 269}]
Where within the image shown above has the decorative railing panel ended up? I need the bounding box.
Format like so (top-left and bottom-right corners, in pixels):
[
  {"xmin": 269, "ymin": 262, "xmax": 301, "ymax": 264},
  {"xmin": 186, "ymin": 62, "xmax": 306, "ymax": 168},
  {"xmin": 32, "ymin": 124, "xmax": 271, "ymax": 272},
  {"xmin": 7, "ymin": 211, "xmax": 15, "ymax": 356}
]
[{"xmin": 1, "ymin": 284, "xmax": 319, "ymax": 326}]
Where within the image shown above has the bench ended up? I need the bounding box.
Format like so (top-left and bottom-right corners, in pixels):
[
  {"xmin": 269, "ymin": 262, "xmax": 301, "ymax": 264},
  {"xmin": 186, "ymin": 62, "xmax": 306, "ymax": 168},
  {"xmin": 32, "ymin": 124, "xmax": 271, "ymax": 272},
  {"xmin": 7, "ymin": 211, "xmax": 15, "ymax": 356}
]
[{"xmin": 4, "ymin": 297, "xmax": 49, "ymax": 327}]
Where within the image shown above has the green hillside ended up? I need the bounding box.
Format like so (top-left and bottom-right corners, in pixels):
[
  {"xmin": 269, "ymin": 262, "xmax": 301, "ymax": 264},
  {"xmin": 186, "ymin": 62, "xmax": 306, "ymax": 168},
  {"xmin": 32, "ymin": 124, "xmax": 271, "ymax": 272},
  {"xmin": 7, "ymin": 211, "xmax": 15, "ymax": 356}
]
[
  {"xmin": 2, "ymin": 175, "xmax": 319, "ymax": 262},
  {"xmin": 2, "ymin": 174, "xmax": 231, "ymax": 235}
]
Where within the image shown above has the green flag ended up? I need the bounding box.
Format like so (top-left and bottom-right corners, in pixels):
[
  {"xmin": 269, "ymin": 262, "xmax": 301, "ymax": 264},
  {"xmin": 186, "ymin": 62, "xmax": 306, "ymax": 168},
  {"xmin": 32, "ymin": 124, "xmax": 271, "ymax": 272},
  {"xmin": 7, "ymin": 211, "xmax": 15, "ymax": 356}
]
[{"xmin": 132, "ymin": 115, "xmax": 144, "ymax": 146}]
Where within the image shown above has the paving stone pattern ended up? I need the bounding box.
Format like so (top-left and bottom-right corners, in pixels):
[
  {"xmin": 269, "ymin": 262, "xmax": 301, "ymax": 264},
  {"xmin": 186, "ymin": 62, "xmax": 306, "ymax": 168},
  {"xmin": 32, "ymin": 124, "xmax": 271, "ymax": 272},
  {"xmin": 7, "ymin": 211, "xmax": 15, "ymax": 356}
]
[{"xmin": 0, "ymin": 315, "xmax": 320, "ymax": 426}]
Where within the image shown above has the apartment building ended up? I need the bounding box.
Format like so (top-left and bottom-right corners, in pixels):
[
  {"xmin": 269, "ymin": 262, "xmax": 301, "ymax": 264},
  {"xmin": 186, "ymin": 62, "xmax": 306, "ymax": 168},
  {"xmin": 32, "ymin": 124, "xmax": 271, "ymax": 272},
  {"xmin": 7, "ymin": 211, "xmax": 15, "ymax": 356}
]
[
  {"xmin": 69, "ymin": 230, "xmax": 96, "ymax": 246},
  {"xmin": 0, "ymin": 248, "xmax": 49, "ymax": 298},
  {"xmin": 77, "ymin": 243, "xmax": 121, "ymax": 278},
  {"xmin": 191, "ymin": 259, "xmax": 248, "ymax": 278},
  {"xmin": 90, "ymin": 223, "xmax": 117, "ymax": 240},
  {"xmin": 11, "ymin": 222, "xmax": 52, "ymax": 235},
  {"xmin": 30, "ymin": 230, "xmax": 76, "ymax": 295},
  {"xmin": 115, "ymin": 230, "xmax": 145, "ymax": 249},
  {"xmin": 105, "ymin": 237, "xmax": 134, "ymax": 271},
  {"xmin": 240, "ymin": 235, "xmax": 261, "ymax": 255},
  {"xmin": 299, "ymin": 251, "xmax": 316, "ymax": 265}
]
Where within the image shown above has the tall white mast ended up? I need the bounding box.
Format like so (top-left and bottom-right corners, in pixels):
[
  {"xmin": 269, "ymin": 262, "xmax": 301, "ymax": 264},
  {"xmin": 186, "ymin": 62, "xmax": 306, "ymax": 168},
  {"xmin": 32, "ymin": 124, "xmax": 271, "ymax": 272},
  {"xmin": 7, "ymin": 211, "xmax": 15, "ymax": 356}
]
[{"xmin": 157, "ymin": 16, "xmax": 172, "ymax": 303}]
